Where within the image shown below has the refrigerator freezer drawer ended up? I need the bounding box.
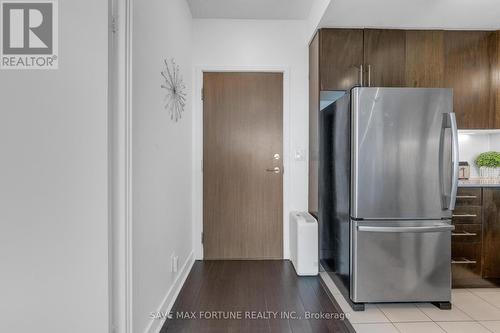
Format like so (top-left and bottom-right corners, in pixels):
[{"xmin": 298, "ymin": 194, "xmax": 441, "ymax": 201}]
[{"xmin": 351, "ymin": 220, "xmax": 453, "ymax": 303}]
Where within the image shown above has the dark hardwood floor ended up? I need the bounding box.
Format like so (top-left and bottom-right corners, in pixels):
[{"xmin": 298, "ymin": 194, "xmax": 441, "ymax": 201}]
[{"xmin": 160, "ymin": 260, "xmax": 353, "ymax": 333}]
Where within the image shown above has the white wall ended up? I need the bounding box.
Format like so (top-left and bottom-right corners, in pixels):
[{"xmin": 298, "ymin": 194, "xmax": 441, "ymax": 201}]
[
  {"xmin": 491, "ymin": 134, "xmax": 500, "ymax": 152},
  {"xmin": 459, "ymin": 131, "xmax": 500, "ymax": 177},
  {"xmin": 307, "ymin": 0, "xmax": 331, "ymax": 41},
  {"xmin": 0, "ymin": 1, "xmax": 109, "ymax": 333},
  {"xmin": 320, "ymin": 0, "xmax": 500, "ymax": 30},
  {"xmin": 192, "ymin": 19, "xmax": 309, "ymax": 259},
  {"xmin": 131, "ymin": 0, "xmax": 193, "ymax": 332}
]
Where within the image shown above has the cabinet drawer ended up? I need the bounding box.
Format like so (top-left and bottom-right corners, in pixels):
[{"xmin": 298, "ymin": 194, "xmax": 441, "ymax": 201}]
[
  {"xmin": 452, "ymin": 206, "xmax": 482, "ymax": 224},
  {"xmin": 456, "ymin": 188, "xmax": 482, "ymax": 206},
  {"xmin": 452, "ymin": 241, "xmax": 481, "ymax": 260},
  {"xmin": 452, "ymin": 261, "xmax": 482, "ymax": 280},
  {"xmin": 452, "ymin": 224, "xmax": 482, "ymax": 243},
  {"xmin": 452, "ymin": 241, "xmax": 482, "ymax": 286}
]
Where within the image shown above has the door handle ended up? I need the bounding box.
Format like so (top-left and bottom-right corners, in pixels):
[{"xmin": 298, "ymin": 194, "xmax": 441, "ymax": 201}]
[
  {"xmin": 449, "ymin": 113, "xmax": 459, "ymax": 210},
  {"xmin": 358, "ymin": 224, "xmax": 455, "ymax": 233},
  {"xmin": 266, "ymin": 167, "xmax": 281, "ymax": 174},
  {"xmin": 439, "ymin": 112, "xmax": 459, "ymax": 210}
]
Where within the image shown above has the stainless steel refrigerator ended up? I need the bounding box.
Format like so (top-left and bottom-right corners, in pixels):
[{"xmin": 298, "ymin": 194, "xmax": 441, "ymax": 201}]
[{"xmin": 318, "ymin": 87, "xmax": 458, "ymax": 310}]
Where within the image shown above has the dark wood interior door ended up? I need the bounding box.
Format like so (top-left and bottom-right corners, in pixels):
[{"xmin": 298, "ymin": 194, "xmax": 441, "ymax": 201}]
[{"xmin": 203, "ymin": 72, "xmax": 283, "ymax": 260}]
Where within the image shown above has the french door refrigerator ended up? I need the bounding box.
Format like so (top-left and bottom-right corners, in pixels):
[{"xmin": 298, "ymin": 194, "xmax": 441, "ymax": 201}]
[{"xmin": 319, "ymin": 87, "xmax": 458, "ymax": 310}]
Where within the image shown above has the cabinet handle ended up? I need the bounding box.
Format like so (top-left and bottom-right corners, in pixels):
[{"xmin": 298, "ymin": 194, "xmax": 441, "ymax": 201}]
[
  {"xmin": 452, "ymin": 214, "xmax": 477, "ymax": 218},
  {"xmin": 358, "ymin": 64, "xmax": 364, "ymax": 86},
  {"xmin": 451, "ymin": 258, "xmax": 477, "ymax": 264},
  {"xmin": 452, "ymin": 231, "xmax": 477, "ymax": 236},
  {"xmin": 456, "ymin": 195, "xmax": 477, "ymax": 199},
  {"xmin": 367, "ymin": 64, "xmax": 371, "ymax": 87}
]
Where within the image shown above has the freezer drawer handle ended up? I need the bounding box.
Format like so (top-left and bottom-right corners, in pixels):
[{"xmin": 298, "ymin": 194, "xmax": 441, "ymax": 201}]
[{"xmin": 357, "ymin": 225, "xmax": 455, "ymax": 233}]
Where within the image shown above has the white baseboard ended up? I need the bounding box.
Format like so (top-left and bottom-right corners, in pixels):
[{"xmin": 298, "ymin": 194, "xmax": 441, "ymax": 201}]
[{"xmin": 144, "ymin": 251, "xmax": 195, "ymax": 333}]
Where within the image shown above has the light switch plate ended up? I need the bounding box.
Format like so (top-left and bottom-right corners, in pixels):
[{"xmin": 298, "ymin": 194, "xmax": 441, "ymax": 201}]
[{"xmin": 294, "ymin": 149, "xmax": 306, "ymax": 161}]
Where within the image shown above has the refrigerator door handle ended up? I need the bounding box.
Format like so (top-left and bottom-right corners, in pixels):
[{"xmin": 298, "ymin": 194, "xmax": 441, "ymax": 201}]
[
  {"xmin": 438, "ymin": 116, "xmax": 446, "ymax": 209},
  {"xmin": 439, "ymin": 112, "xmax": 459, "ymax": 211},
  {"xmin": 358, "ymin": 224, "xmax": 455, "ymax": 233},
  {"xmin": 449, "ymin": 113, "xmax": 459, "ymax": 210}
]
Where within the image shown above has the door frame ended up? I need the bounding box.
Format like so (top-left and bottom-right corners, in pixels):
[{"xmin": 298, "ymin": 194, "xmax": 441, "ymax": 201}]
[
  {"xmin": 193, "ymin": 66, "xmax": 292, "ymax": 260},
  {"xmin": 109, "ymin": 0, "xmax": 133, "ymax": 332}
]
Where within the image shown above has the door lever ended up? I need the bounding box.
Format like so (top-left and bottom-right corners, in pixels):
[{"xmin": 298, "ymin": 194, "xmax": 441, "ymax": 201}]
[{"xmin": 266, "ymin": 167, "xmax": 281, "ymax": 174}]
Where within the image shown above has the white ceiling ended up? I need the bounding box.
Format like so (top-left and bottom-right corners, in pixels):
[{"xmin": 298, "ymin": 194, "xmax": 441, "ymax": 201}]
[
  {"xmin": 320, "ymin": 0, "xmax": 500, "ymax": 30},
  {"xmin": 187, "ymin": 0, "xmax": 314, "ymax": 20}
]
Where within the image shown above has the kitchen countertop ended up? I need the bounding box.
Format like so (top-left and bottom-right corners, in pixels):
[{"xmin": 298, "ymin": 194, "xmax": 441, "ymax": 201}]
[{"xmin": 458, "ymin": 178, "xmax": 500, "ymax": 188}]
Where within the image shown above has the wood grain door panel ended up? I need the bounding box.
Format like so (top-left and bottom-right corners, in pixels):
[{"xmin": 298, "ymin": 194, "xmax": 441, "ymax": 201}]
[
  {"xmin": 203, "ymin": 72, "xmax": 283, "ymax": 260},
  {"xmin": 363, "ymin": 29, "xmax": 406, "ymax": 87},
  {"xmin": 456, "ymin": 188, "xmax": 482, "ymax": 206},
  {"xmin": 496, "ymin": 31, "xmax": 500, "ymax": 129},
  {"xmin": 444, "ymin": 31, "xmax": 497, "ymax": 129},
  {"xmin": 452, "ymin": 206, "xmax": 482, "ymax": 224},
  {"xmin": 405, "ymin": 30, "xmax": 445, "ymax": 88},
  {"xmin": 319, "ymin": 29, "xmax": 364, "ymax": 91},
  {"xmin": 483, "ymin": 189, "xmax": 500, "ymax": 278}
]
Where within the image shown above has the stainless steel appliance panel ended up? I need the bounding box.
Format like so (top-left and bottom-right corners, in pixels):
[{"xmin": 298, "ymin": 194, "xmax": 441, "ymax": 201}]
[
  {"xmin": 351, "ymin": 220, "xmax": 453, "ymax": 303},
  {"xmin": 351, "ymin": 87, "xmax": 456, "ymax": 220}
]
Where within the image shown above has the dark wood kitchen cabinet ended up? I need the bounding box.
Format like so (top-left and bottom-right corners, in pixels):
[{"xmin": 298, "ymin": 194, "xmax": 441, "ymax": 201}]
[
  {"xmin": 308, "ymin": 29, "xmax": 364, "ymax": 212},
  {"xmin": 309, "ymin": 29, "xmax": 500, "ymax": 130},
  {"xmin": 405, "ymin": 30, "xmax": 445, "ymax": 88},
  {"xmin": 363, "ymin": 29, "xmax": 406, "ymax": 87},
  {"xmin": 317, "ymin": 28, "xmax": 409, "ymax": 89},
  {"xmin": 318, "ymin": 29, "xmax": 364, "ymax": 91},
  {"xmin": 452, "ymin": 187, "xmax": 500, "ymax": 287},
  {"xmin": 496, "ymin": 31, "xmax": 500, "ymax": 129},
  {"xmin": 317, "ymin": 29, "xmax": 444, "ymax": 89},
  {"xmin": 364, "ymin": 29, "xmax": 447, "ymax": 88},
  {"xmin": 483, "ymin": 189, "xmax": 500, "ymax": 278},
  {"xmin": 452, "ymin": 188, "xmax": 483, "ymax": 286},
  {"xmin": 444, "ymin": 31, "xmax": 498, "ymax": 129}
]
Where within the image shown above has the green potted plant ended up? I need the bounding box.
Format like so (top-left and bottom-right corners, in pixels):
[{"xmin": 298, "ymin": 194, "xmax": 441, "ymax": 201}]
[{"xmin": 475, "ymin": 151, "xmax": 500, "ymax": 179}]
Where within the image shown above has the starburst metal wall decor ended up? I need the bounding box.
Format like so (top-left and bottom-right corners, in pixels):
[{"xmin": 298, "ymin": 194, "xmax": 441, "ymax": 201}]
[{"xmin": 161, "ymin": 58, "xmax": 187, "ymax": 122}]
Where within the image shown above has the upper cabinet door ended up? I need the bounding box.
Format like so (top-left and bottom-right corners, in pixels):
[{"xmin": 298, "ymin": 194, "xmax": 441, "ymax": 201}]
[
  {"xmin": 496, "ymin": 32, "xmax": 500, "ymax": 129},
  {"xmin": 405, "ymin": 30, "xmax": 445, "ymax": 88},
  {"xmin": 363, "ymin": 29, "xmax": 406, "ymax": 87},
  {"xmin": 319, "ymin": 29, "xmax": 364, "ymax": 91},
  {"xmin": 444, "ymin": 31, "xmax": 497, "ymax": 129}
]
